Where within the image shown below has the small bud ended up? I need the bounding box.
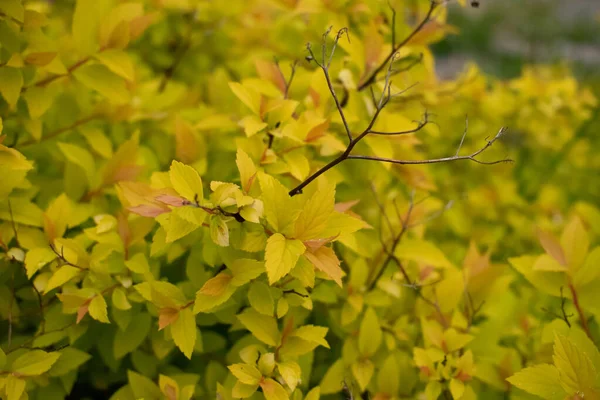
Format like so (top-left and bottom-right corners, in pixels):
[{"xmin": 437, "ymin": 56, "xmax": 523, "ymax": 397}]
[{"xmin": 305, "ymin": 55, "xmax": 313, "ymax": 62}]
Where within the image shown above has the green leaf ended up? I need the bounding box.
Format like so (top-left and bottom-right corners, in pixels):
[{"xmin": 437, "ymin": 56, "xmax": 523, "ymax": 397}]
[
  {"xmin": 305, "ymin": 387, "xmax": 321, "ymax": 400},
  {"xmin": 0, "ymin": 67, "xmax": 23, "ymax": 108},
  {"xmin": 128, "ymin": 370, "xmax": 161, "ymax": 400},
  {"xmin": 12, "ymin": 350, "xmax": 61, "ymax": 376},
  {"xmin": 194, "ymin": 272, "xmax": 237, "ymax": 313},
  {"xmin": 553, "ymin": 333, "xmax": 598, "ymax": 394},
  {"xmin": 169, "ymin": 160, "xmax": 203, "ymax": 203},
  {"xmin": 358, "ymin": 308, "xmax": 382, "ymax": 357},
  {"xmin": 48, "ymin": 348, "xmax": 92, "ymax": 377},
  {"xmin": 58, "ymin": 142, "xmax": 96, "ymax": 186},
  {"xmin": 248, "ymin": 281, "xmax": 274, "ymax": 315},
  {"xmin": 89, "ymin": 295, "xmax": 110, "ymax": 323},
  {"xmin": 114, "ymin": 313, "xmax": 152, "ymax": 359},
  {"xmin": 171, "ymin": 307, "xmax": 196, "ymax": 359},
  {"xmin": 507, "ymin": 364, "xmax": 567, "ymax": 400},
  {"xmin": 265, "ymin": 233, "xmax": 305, "ymax": 285},
  {"xmin": 228, "ymin": 363, "xmax": 262, "ymax": 385},
  {"xmin": 237, "ymin": 309, "xmax": 280, "ymax": 346},
  {"xmin": 73, "ymin": 64, "xmax": 130, "ymax": 103}
]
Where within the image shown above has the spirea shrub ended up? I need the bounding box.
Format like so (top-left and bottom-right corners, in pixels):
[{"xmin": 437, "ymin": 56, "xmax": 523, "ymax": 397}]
[{"xmin": 0, "ymin": 1, "xmax": 599, "ymax": 399}]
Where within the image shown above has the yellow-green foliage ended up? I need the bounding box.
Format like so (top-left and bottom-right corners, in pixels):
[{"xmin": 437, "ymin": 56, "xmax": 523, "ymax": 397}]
[{"xmin": 0, "ymin": 1, "xmax": 599, "ymax": 399}]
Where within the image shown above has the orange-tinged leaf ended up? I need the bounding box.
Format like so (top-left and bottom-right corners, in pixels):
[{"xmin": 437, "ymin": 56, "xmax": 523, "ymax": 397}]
[
  {"xmin": 537, "ymin": 228, "xmax": 567, "ymax": 266},
  {"xmin": 199, "ymin": 273, "xmax": 233, "ymax": 296},
  {"xmin": 260, "ymin": 378, "xmax": 289, "ymax": 400},
  {"xmin": 24, "ymin": 52, "xmax": 57, "ymax": 66},
  {"xmin": 304, "ymin": 246, "xmax": 343, "ymax": 287},
  {"xmin": 158, "ymin": 308, "xmax": 180, "ymax": 330}
]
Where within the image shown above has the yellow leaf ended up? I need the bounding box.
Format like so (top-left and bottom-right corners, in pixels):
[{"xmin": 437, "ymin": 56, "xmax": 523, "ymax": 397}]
[
  {"xmin": 12, "ymin": 350, "xmax": 61, "ymax": 376},
  {"xmin": 395, "ymin": 239, "xmax": 453, "ymax": 268},
  {"xmin": 236, "ymin": 149, "xmax": 257, "ymax": 193},
  {"xmin": 228, "ymin": 363, "xmax": 262, "ymax": 385},
  {"xmin": 58, "ymin": 142, "xmax": 96, "ymax": 186},
  {"xmin": 171, "ymin": 307, "xmax": 196, "ymax": 359},
  {"xmin": 23, "ymin": 86, "xmax": 56, "ymax": 119},
  {"xmin": 358, "ymin": 308, "xmax": 382, "ymax": 357},
  {"xmin": 352, "ymin": 359, "xmax": 374, "ymax": 392},
  {"xmin": 169, "ymin": 160, "xmax": 204, "ymax": 203},
  {"xmin": 560, "ymin": 216, "xmax": 589, "ymax": 271},
  {"xmin": 0, "ymin": 0, "xmax": 24, "ymax": 22},
  {"xmin": 5, "ymin": 376, "xmax": 26, "ymax": 400},
  {"xmin": 553, "ymin": 333, "xmax": 597, "ymax": 394},
  {"xmin": 24, "ymin": 52, "xmax": 56, "ymax": 66},
  {"xmin": 88, "ymin": 295, "xmax": 110, "ymax": 323},
  {"xmin": 210, "ymin": 216, "xmax": 229, "ymax": 247},
  {"xmin": 229, "ymin": 259, "xmax": 265, "ymax": 286},
  {"xmin": 537, "ymin": 228, "xmax": 567, "ymax": 266},
  {"xmin": 94, "ymin": 49, "xmax": 135, "ymax": 81},
  {"xmin": 229, "ymin": 82, "xmax": 261, "ymax": 115},
  {"xmin": 44, "ymin": 265, "xmax": 82, "ymax": 293},
  {"xmin": 278, "ymin": 361, "xmax": 301, "ymax": 392},
  {"xmin": 159, "ymin": 375, "xmax": 180, "ymax": 400},
  {"xmin": 81, "ymin": 126, "xmax": 113, "ymax": 158},
  {"xmin": 259, "ymin": 173, "xmax": 301, "ymax": 235},
  {"xmin": 248, "ymin": 281, "xmax": 274, "ymax": 316},
  {"xmin": 73, "ymin": 64, "xmax": 130, "ymax": 103},
  {"xmin": 25, "ymin": 247, "xmax": 56, "ymax": 278},
  {"xmin": 265, "ymin": 233, "xmax": 305, "ymax": 285},
  {"xmin": 304, "ymin": 246, "xmax": 343, "ymax": 287},
  {"xmin": 260, "ymin": 378, "xmax": 290, "ymax": 400},
  {"xmin": 294, "ymin": 184, "xmax": 335, "ymax": 241},
  {"xmin": 72, "ymin": 0, "xmax": 111, "ymax": 54}
]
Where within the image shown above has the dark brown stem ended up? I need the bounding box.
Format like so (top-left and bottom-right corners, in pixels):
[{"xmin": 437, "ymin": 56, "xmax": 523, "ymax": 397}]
[{"xmin": 568, "ymin": 282, "xmax": 593, "ymax": 341}]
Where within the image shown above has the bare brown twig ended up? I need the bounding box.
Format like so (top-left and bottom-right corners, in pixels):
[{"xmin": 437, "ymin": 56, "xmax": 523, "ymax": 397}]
[{"xmin": 289, "ymin": 32, "xmax": 509, "ymax": 197}]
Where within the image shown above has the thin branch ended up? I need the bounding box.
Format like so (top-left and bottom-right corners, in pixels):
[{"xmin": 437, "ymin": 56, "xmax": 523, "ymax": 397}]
[
  {"xmin": 18, "ymin": 114, "xmax": 100, "ymax": 148},
  {"xmin": 50, "ymin": 244, "xmax": 86, "ymax": 270},
  {"xmin": 306, "ymin": 29, "xmax": 353, "ymax": 143},
  {"xmin": 357, "ymin": 0, "xmax": 439, "ymax": 91},
  {"xmin": 274, "ymin": 59, "xmax": 298, "ymax": 99}
]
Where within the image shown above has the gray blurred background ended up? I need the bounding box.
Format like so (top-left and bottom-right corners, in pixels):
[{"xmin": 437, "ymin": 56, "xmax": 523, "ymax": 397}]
[{"xmin": 434, "ymin": 0, "xmax": 600, "ymax": 87}]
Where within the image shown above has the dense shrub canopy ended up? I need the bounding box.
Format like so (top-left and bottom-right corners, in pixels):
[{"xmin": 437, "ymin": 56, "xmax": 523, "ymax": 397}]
[{"xmin": 0, "ymin": 1, "xmax": 599, "ymax": 399}]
